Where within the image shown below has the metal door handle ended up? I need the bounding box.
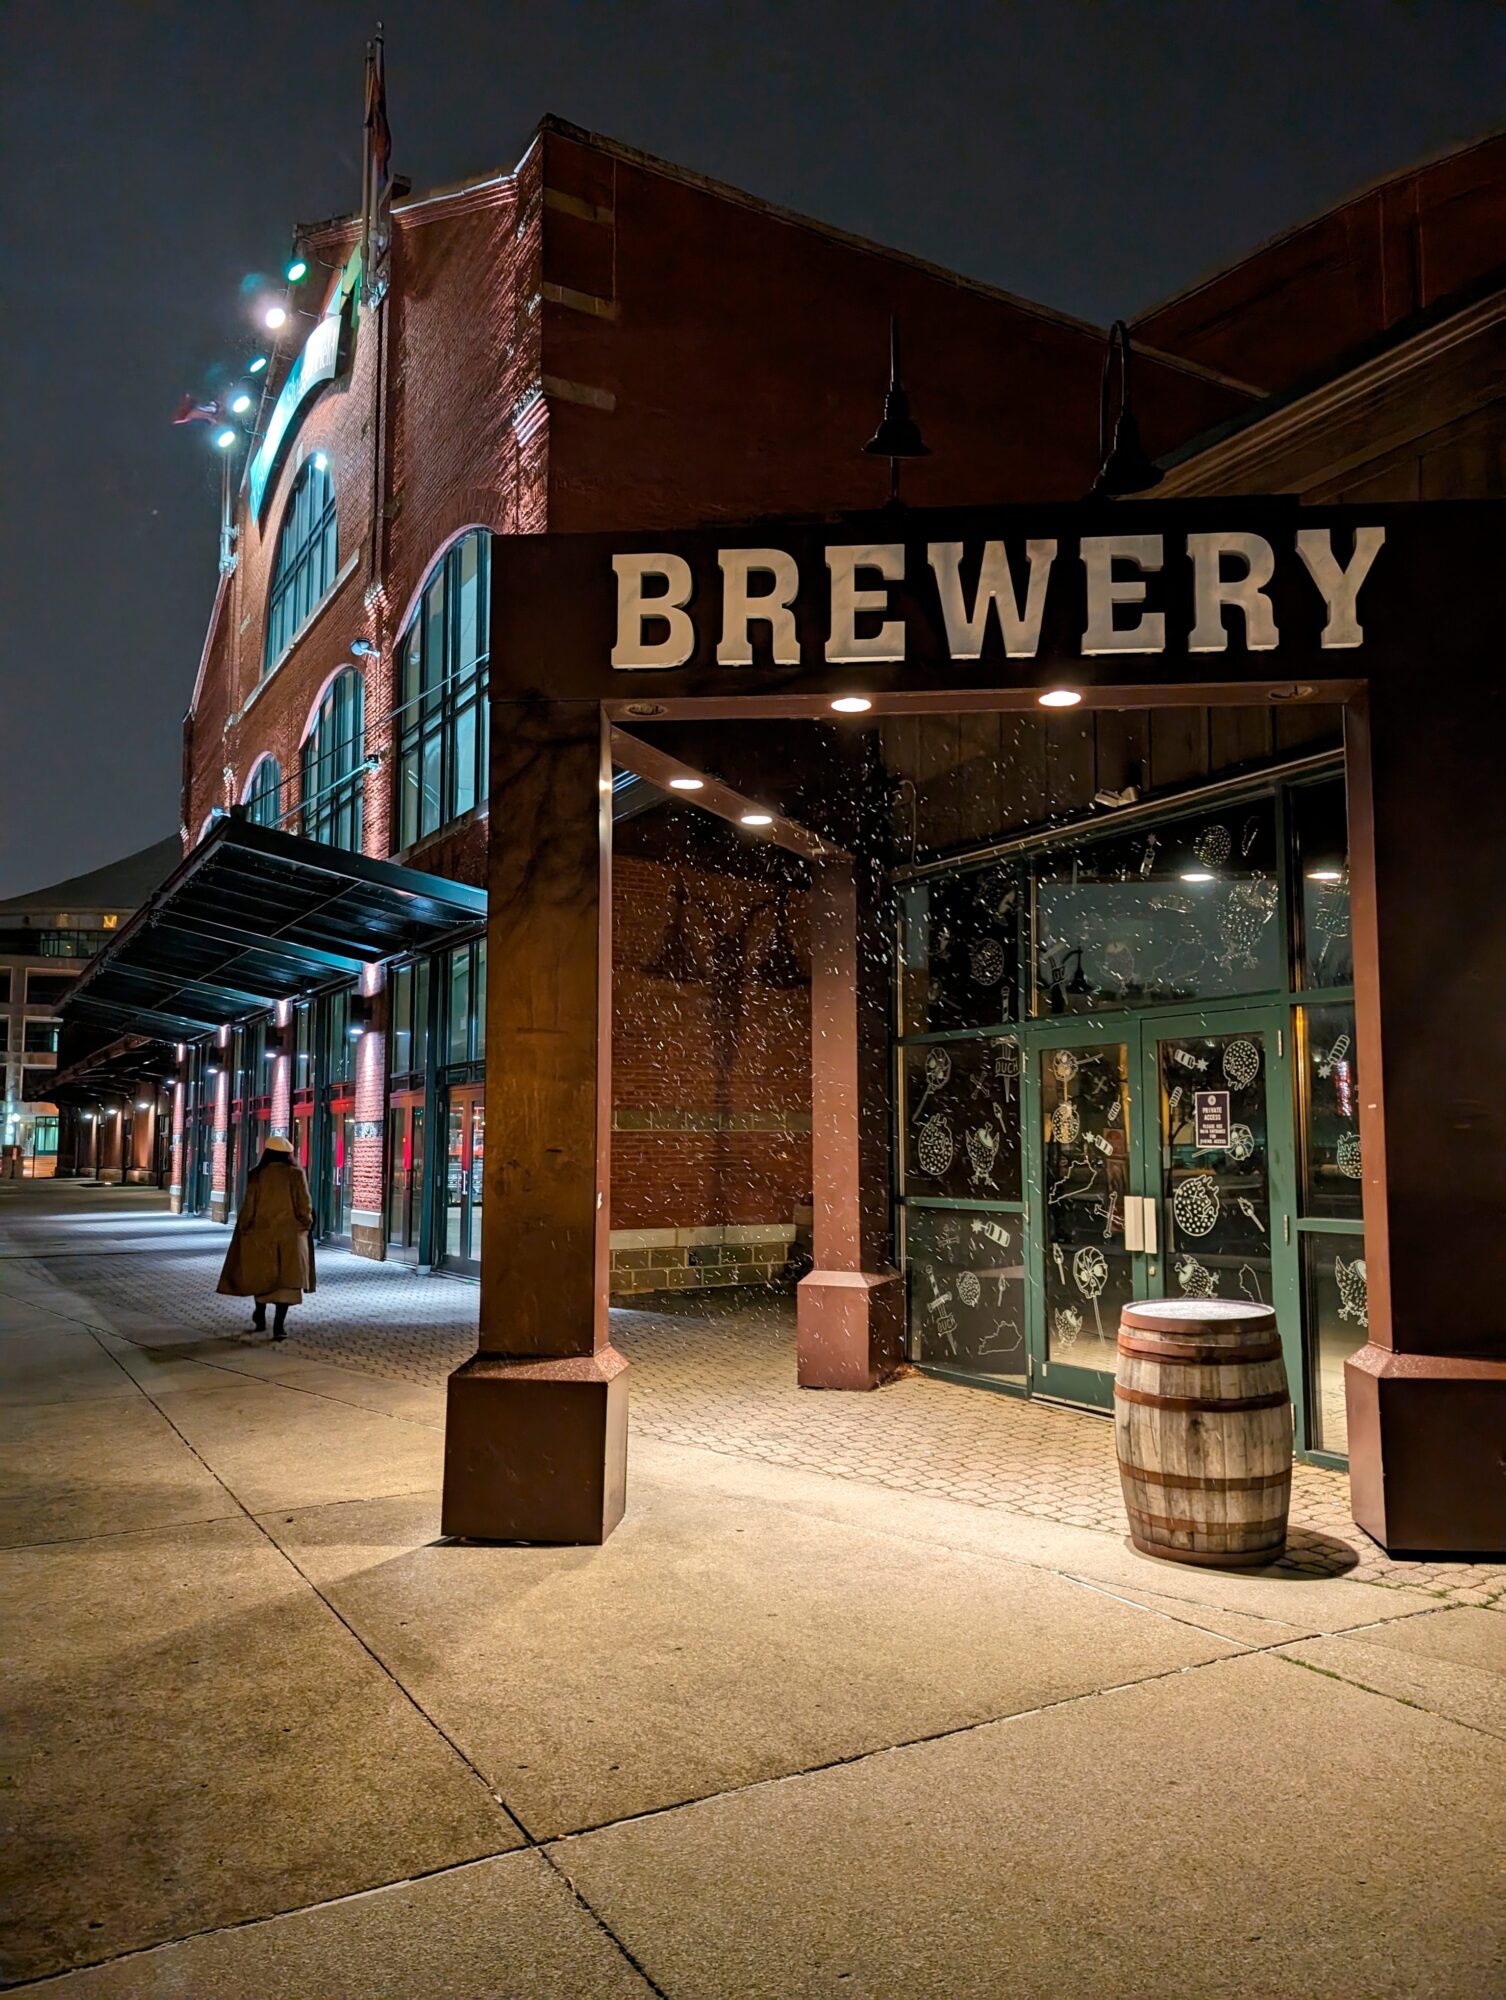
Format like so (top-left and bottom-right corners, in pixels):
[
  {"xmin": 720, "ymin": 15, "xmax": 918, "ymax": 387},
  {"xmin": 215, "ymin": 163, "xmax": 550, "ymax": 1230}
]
[
  {"xmin": 1124, "ymin": 1196, "xmax": 1143, "ymax": 1252},
  {"xmin": 1143, "ymin": 1195, "xmax": 1158, "ymax": 1255}
]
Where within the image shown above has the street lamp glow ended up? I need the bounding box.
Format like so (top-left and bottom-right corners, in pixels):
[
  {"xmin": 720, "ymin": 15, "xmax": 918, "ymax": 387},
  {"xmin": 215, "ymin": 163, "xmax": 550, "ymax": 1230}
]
[
  {"xmin": 264, "ymin": 304, "xmax": 288, "ymax": 330},
  {"xmin": 214, "ymin": 427, "xmax": 237, "ymax": 451},
  {"xmin": 1037, "ymin": 688, "xmax": 1082, "ymax": 708},
  {"xmin": 230, "ymin": 392, "xmax": 252, "ymax": 415},
  {"xmin": 831, "ymin": 695, "xmax": 873, "ymax": 714},
  {"xmin": 285, "ymin": 257, "xmax": 308, "ymax": 282}
]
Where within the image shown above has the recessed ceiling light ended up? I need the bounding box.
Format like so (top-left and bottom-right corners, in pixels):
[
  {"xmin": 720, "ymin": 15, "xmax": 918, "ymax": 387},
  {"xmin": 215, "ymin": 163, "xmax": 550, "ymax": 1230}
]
[
  {"xmin": 669, "ymin": 776, "xmax": 704, "ymax": 791},
  {"xmin": 740, "ymin": 812, "xmax": 774, "ymax": 828},
  {"xmin": 1038, "ymin": 688, "xmax": 1081, "ymax": 708},
  {"xmin": 1306, "ymin": 869, "xmax": 1344, "ymax": 883},
  {"xmin": 1180, "ymin": 870, "xmax": 1214, "ymax": 883},
  {"xmin": 831, "ymin": 695, "xmax": 872, "ymax": 714}
]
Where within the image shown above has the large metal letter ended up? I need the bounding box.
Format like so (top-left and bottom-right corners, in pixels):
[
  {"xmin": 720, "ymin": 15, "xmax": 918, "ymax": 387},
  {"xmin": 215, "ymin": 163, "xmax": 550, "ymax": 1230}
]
[
  {"xmin": 1296, "ymin": 526, "xmax": 1385, "ymax": 649},
  {"xmin": 1081, "ymin": 535, "xmax": 1165, "ymax": 655},
  {"xmin": 611, "ymin": 553, "xmax": 695, "ymax": 670},
  {"xmin": 826, "ymin": 544, "xmax": 905, "ymax": 664},
  {"xmin": 1188, "ymin": 530, "xmax": 1279, "ymax": 653},
  {"xmin": 928, "ymin": 540, "xmax": 1057, "ymax": 659},
  {"xmin": 716, "ymin": 548, "xmax": 802, "ymax": 666}
]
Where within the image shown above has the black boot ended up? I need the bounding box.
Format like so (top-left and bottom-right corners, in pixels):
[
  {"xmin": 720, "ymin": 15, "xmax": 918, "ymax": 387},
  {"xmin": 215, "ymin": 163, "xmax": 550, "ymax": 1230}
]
[
  {"xmin": 272, "ymin": 1304, "xmax": 289, "ymax": 1341},
  {"xmin": 251, "ymin": 1304, "xmax": 266, "ymax": 1332}
]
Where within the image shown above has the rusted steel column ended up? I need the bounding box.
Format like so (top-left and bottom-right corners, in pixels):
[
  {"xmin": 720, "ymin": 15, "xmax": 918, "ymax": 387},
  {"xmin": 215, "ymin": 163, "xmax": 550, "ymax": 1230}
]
[
  {"xmin": 1344, "ymin": 690, "xmax": 1506, "ymax": 1555},
  {"xmin": 797, "ymin": 851, "xmax": 903, "ymax": 1389},
  {"xmin": 441, "ymin": 700, "xmax": 627, "ymax": 1543}
]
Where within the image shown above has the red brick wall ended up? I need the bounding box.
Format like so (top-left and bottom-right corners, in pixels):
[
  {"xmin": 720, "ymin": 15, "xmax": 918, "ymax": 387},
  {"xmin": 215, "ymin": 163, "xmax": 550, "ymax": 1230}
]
[{"xmin": 612, "ymin": 853, "xmax": 810, "ymax": 1230}]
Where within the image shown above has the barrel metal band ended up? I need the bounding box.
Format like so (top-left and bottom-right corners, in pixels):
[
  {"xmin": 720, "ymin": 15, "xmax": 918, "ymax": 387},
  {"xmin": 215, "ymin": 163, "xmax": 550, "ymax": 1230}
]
[
  {"xmin": 1124, "ymin": 1506, "xmax": 1288, "ymax": 1539},
  {"xmin": 1117, "ymin": 1337, "xmax": 1284, "ymax": 1365},
  {"xmin": 1114, "ymin": 1384, "xmax": 1290, "ymax": 1413},
  {"xmin": 1117, "ymin": 1458, "xmax": 1290, "ymax": 1492}
]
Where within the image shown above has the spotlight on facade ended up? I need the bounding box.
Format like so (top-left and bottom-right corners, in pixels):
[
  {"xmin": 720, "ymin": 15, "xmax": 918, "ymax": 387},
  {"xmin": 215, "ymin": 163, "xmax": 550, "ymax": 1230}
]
[
  {"xmin": 230, "ymin": 392, "xmax": 253, "ymax": 415},
  {"xmin": 740, "ymin": 812, "xmax": 774, "ymax": 828},
  {"xmin": 1038, "ymin": 688, "xmax": 1081, "ymax": 708},
  {"xmin": 831, "ymin": 696, "xmax": 873, "ymax": 714},
  {"xmin": 214, "ymin": 428, "xmax": 238, "ymax": 451},
  {"xmin": 349, "ymin": 637, "xmax": 378, "ymax": 656},
  {"xmin": 135, "ymin": 1100, "xmax": 150, "ymax": 1111},
  {"xmin": 286, "ymin": 257, "xmax": 309, "ymax": 282},
  {"xmin": 248, "ymin": 355, "xmax": 269, "ymax": 375},
  {"xmin": 668, "ymin": 776, "xmax": 704, "ymax": 790},
  {"xmin": 264, "ymin": 304, "xmax": 288, "ymax": 331}
]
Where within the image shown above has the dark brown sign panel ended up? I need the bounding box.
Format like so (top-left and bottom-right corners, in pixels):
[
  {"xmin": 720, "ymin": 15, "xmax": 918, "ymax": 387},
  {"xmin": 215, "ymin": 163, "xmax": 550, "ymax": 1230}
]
[{"xmin": 489, "ymin": 499, "xmax": 1500, "ymax": 708}]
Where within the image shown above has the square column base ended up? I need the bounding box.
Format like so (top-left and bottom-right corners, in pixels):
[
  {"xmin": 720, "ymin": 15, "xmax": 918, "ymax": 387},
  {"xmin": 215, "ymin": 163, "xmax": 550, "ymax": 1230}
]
[
  {"xmin": 796, "ymin": 1269, "xmax": 904, "ymax": 1390},
  {"xmin": 442, "ymin": 1348, "xmax": 629, "ymax": 1544},
  {"xmin": 1346, "ymin": 1345, "xmax": 1506, "ymax": 1555}
]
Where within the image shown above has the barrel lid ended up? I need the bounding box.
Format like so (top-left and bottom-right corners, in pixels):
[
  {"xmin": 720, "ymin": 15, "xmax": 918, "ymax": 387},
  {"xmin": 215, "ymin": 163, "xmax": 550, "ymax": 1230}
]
[{"xmin": 1122, "ymin": 1297, "xmax": 1277, "ymax": 1336}]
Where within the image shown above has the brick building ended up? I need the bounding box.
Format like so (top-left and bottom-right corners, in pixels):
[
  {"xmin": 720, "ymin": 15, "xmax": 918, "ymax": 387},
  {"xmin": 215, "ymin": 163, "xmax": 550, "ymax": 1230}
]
[{"xmin": 55, "ymin": 121, "xmax": 1503, "ymax": 1536}]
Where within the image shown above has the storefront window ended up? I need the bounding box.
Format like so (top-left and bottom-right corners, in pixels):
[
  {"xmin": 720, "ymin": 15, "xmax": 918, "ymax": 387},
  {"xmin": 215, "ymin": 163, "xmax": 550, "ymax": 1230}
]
[
  {"xmin": 1292, "ymin": 777, "xmax": 1352, "ymax": 987},
  {"xmin": 1303, "ymin": 1231, "xmax": 1366, "ymax": 1455},
  {"xmin": 904, "ymin": 1207, "xmax": 1026, "ymax": 1381},
  {"xmin": 444, "ymin": 938, "xmax": 485, "ymax": 1067},
  {"xmin": 301, "ymin": 670, "xmax": 365, "ymax": 853},
  {"xmin": 900, "ymin": 1035, "xmax": 1021, "ymax": 1202},
  {"xmin": 264, "ymin": 458, "xmax": 337, "ymax": 671},
  {"xmin": 1033, "ymin": 799, "xmax": 1282, "ymax": 1014},
  {"xmin": 396, "ymin": 533, "xmax": 490, "ymax": 849},
  {"xmin": 899, "ymin": 868, "xmax": 1019, "ymax": 1035},
  {"xmin": 388, "ymin": 961, "xmax": 431, "ymax": 1079},
  {"xmin": 1299, "ymin": 1002, "xmax": 1362, "ymax": 1219}
]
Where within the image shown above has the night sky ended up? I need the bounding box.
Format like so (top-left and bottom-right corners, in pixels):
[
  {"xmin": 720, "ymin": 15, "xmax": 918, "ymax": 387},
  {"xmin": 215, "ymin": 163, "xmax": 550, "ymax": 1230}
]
[{"xmin": 3, "ymin": 1, "xmax": 1499, "ymax": 897}]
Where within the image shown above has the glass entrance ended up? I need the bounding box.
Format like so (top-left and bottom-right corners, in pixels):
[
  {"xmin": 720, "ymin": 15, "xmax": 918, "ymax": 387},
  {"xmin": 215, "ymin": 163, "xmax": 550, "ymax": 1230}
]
[
  {"xmin": 1021, "ymin": 1004, "xmax": 1299, "ymax": 1416},
  {"xmin": 442, "ymin": 1084, "xmax": 484, "ymax": 1273}
]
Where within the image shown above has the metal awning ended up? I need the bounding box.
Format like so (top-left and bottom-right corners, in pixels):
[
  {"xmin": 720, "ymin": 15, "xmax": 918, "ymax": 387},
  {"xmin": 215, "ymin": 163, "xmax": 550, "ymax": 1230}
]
[
  {"xmin": 49, "ymin": 1032, "xmax": 179, "ymax": 1102},
  {"xmin": 58, "ymin": 817, "xmax": 487, "ymax": 1046}
]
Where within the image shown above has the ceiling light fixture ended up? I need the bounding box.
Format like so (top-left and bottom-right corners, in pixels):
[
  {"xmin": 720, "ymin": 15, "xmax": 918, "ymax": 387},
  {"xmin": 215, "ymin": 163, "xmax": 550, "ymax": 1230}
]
[
  {"xmin": 740, "ymin": 812, "xmax": 774, "ymax": 828},
  {"xmin": 831, "ymin": 695, "xmax": 873, "ymax": 714},
  {"xmin": 668, "ymin": 776, "xmax": 704, "ymax": 791},
  {"xmin": 263, "ymin": 304, "xmax": 288, "ymax": 330},
  {"xmin": 1038, "ymin": 688, "xmax": 1082, "ymax": 708},
  {"xmin": 1306, "ymin": 868, "xmax": 1344, "ymax": 884},
  {"xmin": 1180, "ymin": 870, "xmax": 1215, "ymax": 884}
]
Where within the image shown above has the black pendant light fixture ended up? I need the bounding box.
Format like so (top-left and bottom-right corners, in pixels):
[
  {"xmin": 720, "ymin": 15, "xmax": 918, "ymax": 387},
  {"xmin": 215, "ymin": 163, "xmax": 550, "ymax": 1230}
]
[
  {"xmin": 1089, "ymin": 319, "xmax": 1164, "ymax": 498},
  {"xmin": 862, "ymin": 317, "xmax": 930, "ymax": 506}
]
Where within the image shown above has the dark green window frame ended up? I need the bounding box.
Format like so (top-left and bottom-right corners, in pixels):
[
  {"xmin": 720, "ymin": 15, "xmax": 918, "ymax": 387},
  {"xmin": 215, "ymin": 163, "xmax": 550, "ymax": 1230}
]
[
  {"xmin": 246, "ymin": 755, "xmax": 283, "ymax": 828},
  {"xmin": 301, "ymin": 671, "xmax": 365, "ymax": 853},
  {"xmin": 264, "ymin": 458, "xmax": 337, "ymax": 672},
  {"xmin": 395, "ymin": 534, "xmax": 490, "ymax": 851}
]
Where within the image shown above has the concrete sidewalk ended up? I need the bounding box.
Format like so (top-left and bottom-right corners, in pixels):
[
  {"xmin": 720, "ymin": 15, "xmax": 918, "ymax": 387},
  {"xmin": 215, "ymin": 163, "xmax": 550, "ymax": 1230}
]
[{"xmin": 3, "ymin": 1182, "xmax": 1503, "ymax": 1996}]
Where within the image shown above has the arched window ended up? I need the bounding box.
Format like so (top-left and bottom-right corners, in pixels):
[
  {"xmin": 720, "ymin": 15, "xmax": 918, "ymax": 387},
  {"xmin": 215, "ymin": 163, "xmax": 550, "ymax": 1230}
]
[
  {"xmin": 244, "ymin": 756, "xmax": 283, "ymax": 828},
  {"xmin": 301, "ymin": 671, "xmax": 365, "ymax": 852},
  {"xmin": 264, "ymin": 458, "xmax": 337, "ymax": 672},
  {"xmin": 395, "ymin": 532, "xmax": 490, "ymax": 850}
]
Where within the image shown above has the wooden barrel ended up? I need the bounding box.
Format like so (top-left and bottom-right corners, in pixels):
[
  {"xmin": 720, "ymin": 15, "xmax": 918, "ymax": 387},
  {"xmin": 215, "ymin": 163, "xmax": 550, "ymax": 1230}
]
[{"xmin": 1115, "ymin": 1299, "xmax": 1292, "ymax": 1568}]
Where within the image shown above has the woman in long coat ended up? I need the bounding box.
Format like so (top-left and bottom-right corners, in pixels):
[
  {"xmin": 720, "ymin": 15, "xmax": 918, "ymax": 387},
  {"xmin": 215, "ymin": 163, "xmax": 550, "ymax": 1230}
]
[{"xmin": 217, "ymin": 1134, "xmax": 317, "ymax": 1338}]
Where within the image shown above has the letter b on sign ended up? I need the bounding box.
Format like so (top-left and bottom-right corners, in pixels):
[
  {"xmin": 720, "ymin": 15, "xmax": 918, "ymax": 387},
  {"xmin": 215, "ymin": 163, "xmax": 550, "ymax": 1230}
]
[{"xmin": 612, "ymin": 554, "xmax": 695, "ymax": 669}]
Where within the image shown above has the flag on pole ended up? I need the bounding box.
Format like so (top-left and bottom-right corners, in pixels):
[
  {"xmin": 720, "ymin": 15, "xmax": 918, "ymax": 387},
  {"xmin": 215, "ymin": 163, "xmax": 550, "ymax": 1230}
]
[
  {"xmin": 172, "ymin": 393, "xmax": 220, "ymax": 425},
  {"xmin": 362, "ymin": 31, "xmax": 393, "ymax": 307}
]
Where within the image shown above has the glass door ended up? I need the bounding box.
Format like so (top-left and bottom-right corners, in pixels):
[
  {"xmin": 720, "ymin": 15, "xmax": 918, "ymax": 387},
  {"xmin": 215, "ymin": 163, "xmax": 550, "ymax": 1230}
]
[
  {"xmin": 1027, "ymin": 1022, "xmax": 1142, "ymax": 1410},
  {"xmin": 1139, "ymin": 1007, "xmax": 1302, "ymax": 1421},
  {"xmin": 441, "ymin": 1083, "xmax": 483, "ymax": 1274}
]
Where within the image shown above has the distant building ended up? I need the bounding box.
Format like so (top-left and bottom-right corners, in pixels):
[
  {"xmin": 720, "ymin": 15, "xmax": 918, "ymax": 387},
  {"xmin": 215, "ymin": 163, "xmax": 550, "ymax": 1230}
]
[{"xmin": 0, "ymin": 838, "xmax": 179, "ymax": 1178}]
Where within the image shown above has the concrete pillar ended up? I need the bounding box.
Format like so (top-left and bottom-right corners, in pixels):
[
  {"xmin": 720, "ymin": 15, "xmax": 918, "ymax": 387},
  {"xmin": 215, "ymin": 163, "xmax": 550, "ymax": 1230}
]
[
  {"xmin": 441, "ymin": 700, "xmax": 627, "ymax": 1544},
  {"xmin": 350, "ymin": 968, "xmax": 387, "ymax": 1260},
  {"xmin": 1344, "ymin": 691, "xmax": 1506, "ymax": 1555},
  {"xmin": 210, "ymin": 1066, "xmax": 231, "ymax": 1221},
  {"xmin": 797, "ymin": 854, "xmax": 903, "ymax": 1388},
  {"xmin": 169, "ymin": 1071, "xmax": 186, "ymax": 1212},
  {"xmin": 95, "ymin": 1103, "xmax": 123, "ymax": 1182}
]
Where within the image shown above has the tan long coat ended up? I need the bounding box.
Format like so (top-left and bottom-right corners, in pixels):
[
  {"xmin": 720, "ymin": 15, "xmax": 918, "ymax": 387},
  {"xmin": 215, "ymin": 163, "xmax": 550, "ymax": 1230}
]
[{"xmin": 217, "ymin": 1160, "xmax": 317, "ymax": 1300}]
